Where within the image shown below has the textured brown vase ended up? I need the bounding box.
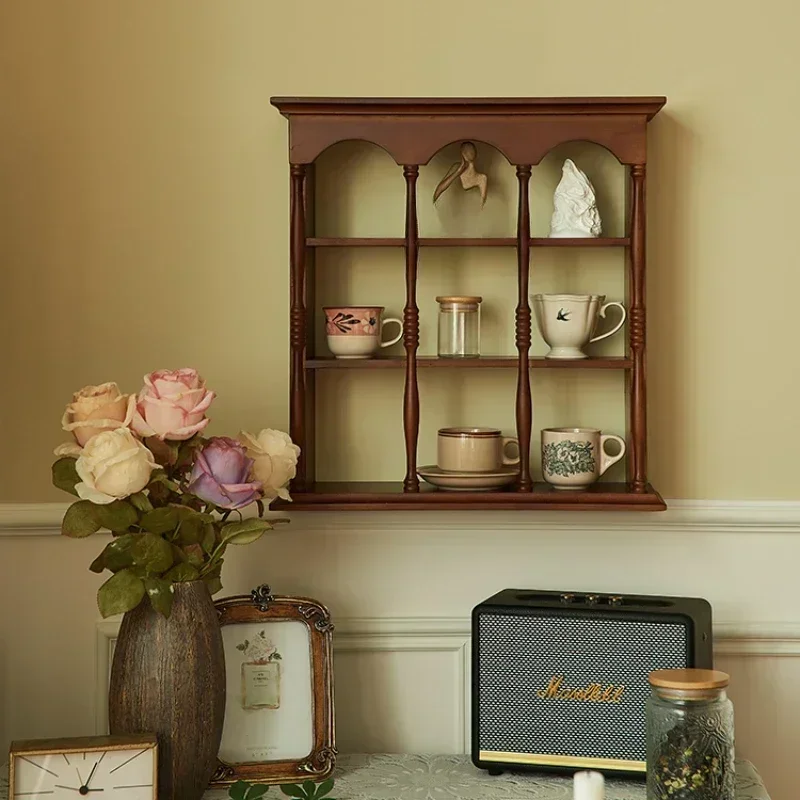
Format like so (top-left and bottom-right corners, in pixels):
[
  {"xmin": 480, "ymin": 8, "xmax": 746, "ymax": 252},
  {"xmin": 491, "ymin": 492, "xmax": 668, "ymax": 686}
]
[{"xmin": 109, "ymin": 581, "xmax": 225, "ymax": 800}]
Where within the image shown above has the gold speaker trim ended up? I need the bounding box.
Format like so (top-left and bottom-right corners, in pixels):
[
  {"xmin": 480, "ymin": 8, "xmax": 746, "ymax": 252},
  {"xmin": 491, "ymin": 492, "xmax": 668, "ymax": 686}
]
[{"xmin": 479, "ymin": 751, "xmax": 646, "ymax": 772}]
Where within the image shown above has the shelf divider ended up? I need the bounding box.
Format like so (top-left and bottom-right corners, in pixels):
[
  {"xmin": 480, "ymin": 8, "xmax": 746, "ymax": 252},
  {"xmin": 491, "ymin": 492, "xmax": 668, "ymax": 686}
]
[
  {"xmin": 306, "ymin": 237, "xmax": 630, "ymax": 248},
  {"xmin": 515, "ymin": 166, "xmax": 534, "ymax": 492},
  {"xmin": 305, "ymin": 356, "xmax": 632, "ymax": 369},
  {"xmin": 629, "ymin": 165, "xmax": 648, "ymax": 492},
  {"xmin": 402, "ymin": 165, "xmax": 421, "ymax": 493}
]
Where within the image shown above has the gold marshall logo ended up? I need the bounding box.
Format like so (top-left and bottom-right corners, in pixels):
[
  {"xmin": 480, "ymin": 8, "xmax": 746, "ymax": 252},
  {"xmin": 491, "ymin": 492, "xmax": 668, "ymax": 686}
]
[{"xmin": 536, "ymin": 675, "xmax": 625, "ymax": 703}]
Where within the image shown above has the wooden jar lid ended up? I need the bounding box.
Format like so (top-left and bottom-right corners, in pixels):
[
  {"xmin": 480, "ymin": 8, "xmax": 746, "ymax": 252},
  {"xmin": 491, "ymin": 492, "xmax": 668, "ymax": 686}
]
[
  {"xmin": 436, "ymin": 295, "xmax": 482, "ymax": 305},
  {"xmin": 648, "ymin": 668, "xmax": 730, "ymax": 690}
]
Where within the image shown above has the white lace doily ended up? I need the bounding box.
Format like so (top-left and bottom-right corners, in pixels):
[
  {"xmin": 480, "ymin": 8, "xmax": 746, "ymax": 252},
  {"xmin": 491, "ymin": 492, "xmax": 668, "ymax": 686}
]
[{"xmin": 2, "ymin": 754, "xmax": 771, "ymax": 800}]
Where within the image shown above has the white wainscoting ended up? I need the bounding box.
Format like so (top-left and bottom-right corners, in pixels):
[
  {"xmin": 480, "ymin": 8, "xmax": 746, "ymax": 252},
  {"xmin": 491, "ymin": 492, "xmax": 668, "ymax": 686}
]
[{"xmin": 95, "ymin": 617, "xmax": 800, "ymax": 787}]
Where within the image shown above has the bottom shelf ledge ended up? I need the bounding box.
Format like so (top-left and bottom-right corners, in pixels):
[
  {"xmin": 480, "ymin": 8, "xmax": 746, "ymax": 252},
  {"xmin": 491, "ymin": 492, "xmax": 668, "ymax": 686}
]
[{"xmin": 279, "ymin": 482, "xmax": 666, "ymax": 512}]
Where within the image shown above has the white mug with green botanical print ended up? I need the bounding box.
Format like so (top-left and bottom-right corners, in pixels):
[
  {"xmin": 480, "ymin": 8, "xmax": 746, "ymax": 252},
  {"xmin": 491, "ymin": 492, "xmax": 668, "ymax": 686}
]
[{"xmin": 541, "ymin": 427, "xmax": 626, "ymax": 490}]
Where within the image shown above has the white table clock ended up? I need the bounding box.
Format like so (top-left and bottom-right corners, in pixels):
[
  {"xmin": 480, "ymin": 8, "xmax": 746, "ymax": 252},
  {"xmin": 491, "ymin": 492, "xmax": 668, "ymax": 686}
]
[{"xmin": 9, "ymin": 735, "xmax": 157, "ymax": 800}]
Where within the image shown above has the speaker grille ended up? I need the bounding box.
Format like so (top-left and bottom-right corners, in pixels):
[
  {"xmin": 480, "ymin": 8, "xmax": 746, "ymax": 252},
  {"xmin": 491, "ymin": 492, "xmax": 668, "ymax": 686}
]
[{"xmin": 477, "ymin": 613, "xmax": 689, "ymax": 763}]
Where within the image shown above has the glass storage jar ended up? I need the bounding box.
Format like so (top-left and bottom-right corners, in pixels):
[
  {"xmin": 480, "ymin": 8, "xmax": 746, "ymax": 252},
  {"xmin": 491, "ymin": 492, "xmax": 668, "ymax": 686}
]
[
  {"xmin": 647, "ymin": 669, "xmax": 734, "ymax": 800},
  {"xmin": 436, "ymin": 296, "xmax": 481, "ymax": 358}
]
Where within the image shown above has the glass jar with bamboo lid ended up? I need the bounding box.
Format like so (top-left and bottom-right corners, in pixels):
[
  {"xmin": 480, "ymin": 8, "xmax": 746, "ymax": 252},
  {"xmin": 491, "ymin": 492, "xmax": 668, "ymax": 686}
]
[
  {"xmin": 646, "ymin": 668, "xmax": 735, "ymax": 800},
  {"xmin": 436, "ymin": 296, "xmax": 481, "ymax": 358}
]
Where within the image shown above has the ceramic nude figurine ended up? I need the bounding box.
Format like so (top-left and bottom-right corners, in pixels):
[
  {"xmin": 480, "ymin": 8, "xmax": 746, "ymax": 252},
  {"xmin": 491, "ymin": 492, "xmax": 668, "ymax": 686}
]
[
  {"xmin": 549, "ymin": 158, "xmax": 602, "ymax": 238},
  {"xmin": 433, "ymin": 142, "xmax": 488, "ymax": 207}
]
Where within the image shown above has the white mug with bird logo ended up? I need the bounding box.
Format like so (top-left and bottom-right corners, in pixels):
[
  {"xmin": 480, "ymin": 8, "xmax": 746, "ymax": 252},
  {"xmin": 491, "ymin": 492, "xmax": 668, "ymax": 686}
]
[{"xmin": 532, "ymin": 293, "xmax": 626, "ymax": 359}]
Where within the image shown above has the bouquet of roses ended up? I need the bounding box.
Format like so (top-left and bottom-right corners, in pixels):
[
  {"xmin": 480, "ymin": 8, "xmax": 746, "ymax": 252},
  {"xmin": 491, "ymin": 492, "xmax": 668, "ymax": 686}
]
[{"xmin": 52, "ymin": 368, "xmax": 299, "ymax": 619}]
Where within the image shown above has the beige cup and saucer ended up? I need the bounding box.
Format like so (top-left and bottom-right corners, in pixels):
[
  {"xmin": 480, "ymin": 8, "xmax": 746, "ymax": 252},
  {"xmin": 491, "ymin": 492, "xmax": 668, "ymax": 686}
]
[{"xmin": 418, "ymin": 427, "xmax": 520, "ymax": 491}]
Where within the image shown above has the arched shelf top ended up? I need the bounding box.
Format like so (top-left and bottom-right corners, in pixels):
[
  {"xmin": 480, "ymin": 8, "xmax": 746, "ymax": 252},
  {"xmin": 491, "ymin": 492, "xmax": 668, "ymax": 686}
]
[
  {"xmin": 312, "ymin": 138, "xmax": 400, "ymax": 165},
  {"xmin": 537, "ymin": 138, "xmax": 625, "ymax": 166},
  {"xmin": 272, "ymin": 96, "xmax": 665, "ymax": 166}
]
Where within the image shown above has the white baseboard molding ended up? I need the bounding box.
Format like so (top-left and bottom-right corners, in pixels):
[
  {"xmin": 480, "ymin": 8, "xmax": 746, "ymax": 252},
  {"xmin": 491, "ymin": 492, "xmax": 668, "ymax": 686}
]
[{"xmin": 5, "ymin": 499, "xmax": 800, "ymax": 536}]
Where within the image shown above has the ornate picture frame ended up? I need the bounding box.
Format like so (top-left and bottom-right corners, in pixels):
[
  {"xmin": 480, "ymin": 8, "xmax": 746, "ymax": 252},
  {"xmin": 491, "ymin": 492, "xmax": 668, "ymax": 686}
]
[{"xmin": 210, "ymin": 584, "xmax": 335, "ymax": 786}]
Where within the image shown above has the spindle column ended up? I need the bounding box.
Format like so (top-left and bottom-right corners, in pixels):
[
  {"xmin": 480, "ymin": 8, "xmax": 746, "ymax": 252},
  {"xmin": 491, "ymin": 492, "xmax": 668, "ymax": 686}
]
[
  {"xmin": 289, "ymin": 163, "xmax": 310, "ymax": 489},
  {"xmin": 402, "ymin": 165, "xmax": 421, "ymax": 492},
  {"xmin": 629, "ymin": 164, "xmax": 647, "ymax": 492},
  {"xmin": 515, "ymin": 165, "xmax": 533, "ymax": 492}
]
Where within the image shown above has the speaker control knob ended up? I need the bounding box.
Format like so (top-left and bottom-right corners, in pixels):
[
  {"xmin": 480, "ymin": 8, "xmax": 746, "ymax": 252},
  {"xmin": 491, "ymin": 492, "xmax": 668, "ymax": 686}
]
[
  {"xmin": 560, "ymin": 593, "xmax": 575, "ymax": 604},
  {"xmin": 585, "ymin": 594, "xmax": 600, "ymax": 605},
  {"xmin": 609, "ymin": 595, "xmax": 623, "ymax": 606}
]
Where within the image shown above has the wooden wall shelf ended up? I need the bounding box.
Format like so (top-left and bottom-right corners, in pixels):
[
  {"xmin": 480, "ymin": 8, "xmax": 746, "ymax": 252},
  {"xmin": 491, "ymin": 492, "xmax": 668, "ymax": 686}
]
[
  {"xmin": 306, "ymin": 237, "xmax": 630, "ymax": 248},
  {"xmin": 305, "ymin": 356, "xmax": 633, "ymax": 370},
  {"xmin": 284, "ymin": 483, "xmax": 666, "ymax": 512},
  {"xmin": 272, "ymin": 96, "xmax": 666, "ymax": 512}
]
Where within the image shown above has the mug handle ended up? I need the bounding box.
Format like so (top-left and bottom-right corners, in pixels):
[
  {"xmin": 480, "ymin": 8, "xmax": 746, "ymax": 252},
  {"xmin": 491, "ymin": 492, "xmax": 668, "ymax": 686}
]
[
  {"xmin": 599, "ymin": 434, "xmax": 626, "ymax": 476},
  {"xmin": 502, "ymin": 437, "xmax": 521, "ymax": 466},
  {"xmin": 380, "ymin": 318, "xmax": 404, "ymax": 348},
  {"xmin": 589, "ymin": 302, "xmax": 626, "ymax": 344}
]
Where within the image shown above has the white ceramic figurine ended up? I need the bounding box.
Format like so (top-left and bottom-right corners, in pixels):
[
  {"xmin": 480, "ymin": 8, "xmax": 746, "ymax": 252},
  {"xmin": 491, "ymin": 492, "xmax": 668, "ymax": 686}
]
[{"xmin": 549, "ymin": 158, "xmax": 602, "ymax": 238}]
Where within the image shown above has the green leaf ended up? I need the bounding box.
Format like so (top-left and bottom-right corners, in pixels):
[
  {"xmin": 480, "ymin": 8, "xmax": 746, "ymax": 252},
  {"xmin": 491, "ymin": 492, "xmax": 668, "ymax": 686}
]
[
  {"xmin": 97, "ymin": 569, "xmax": 146, "ymax": 618},
  {"xmin": 141, "ymin": 506, "xmax": 179, "ymax": 534},
  {"xmin": 182, "ymin": 543, "xmax": 205, "ymax": 567},
  {"xmin": 245, "ymin": 786, "xmax": 270, "ymax": 800},
  {"xmin": 314, "ymin": 779, "xmax": 334, "ymax": 799},
  {"xmin": 61, "ymin": 500, "xmax": 101, "ymax": 538},
  {"xmin": 52, "ymin": 457, "xmax": 80, "ymax": 497},
  {"xmin": 220, "ymin": 518, "xmax": 272, "ymax": 546},
  {"xmin": 164, "ymin": 562, "xmax": 200, "ymax": 582},
  {"xmin": 203, "ymin": 572, "xmax": 223, "ymax": 596},
  {"xmin": 95, "ymin": 500, "xmax": 138, "ymax": 532},
  {"xmin": 176, "ymin": 516, "xmax": 204, "ymax": 545},
  {"xmin": 201, "ymin": 522, "xmax": 216, "ymax": 554},
  {"xmin": 131, "ymin": 533, "xmax": 173, "ymax": 574},
  {"xmin": 144, "ymin": 437, "xmax": 179, "ymax": 467},
  {"xmin": 229, "ymin": 780, "xmax": 250, "ymax": 800},
  {"xmin": 280, "ymin": 787, "xmax": 306, "ymax": 799},
  {"xmin": 148, "ymin": 471, "xmax": 180, "ymax": 492},
  {"xmin": 144, "ymin": 577, "xmax": 174, "ymax": 618},
  {"xmin": 129, "ymin": 491, "xmax": 154, "ymax": 513},
  {"xmin": 303, "ymin": 782, "xmax": 316, "ymax": 798},
  {"xmin": 102, "ymin": 534, "xmax": 137, "ymax": 571},
  {"xmin": 89, "ymin": 552, "xmax": 106, "ymax": 574}
]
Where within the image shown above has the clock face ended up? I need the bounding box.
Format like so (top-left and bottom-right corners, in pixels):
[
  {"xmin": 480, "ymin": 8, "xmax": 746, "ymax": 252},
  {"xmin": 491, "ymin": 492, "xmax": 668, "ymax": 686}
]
[{"xmin": 13, "ymin": 747, "xmax": 156, "ymax": 800}]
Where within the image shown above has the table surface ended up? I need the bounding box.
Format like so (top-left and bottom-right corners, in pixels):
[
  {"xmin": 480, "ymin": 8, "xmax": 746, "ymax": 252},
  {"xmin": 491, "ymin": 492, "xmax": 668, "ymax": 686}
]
[{"xmin": 3, "ymin": 754, "xmax": 772, "ymax": 800}]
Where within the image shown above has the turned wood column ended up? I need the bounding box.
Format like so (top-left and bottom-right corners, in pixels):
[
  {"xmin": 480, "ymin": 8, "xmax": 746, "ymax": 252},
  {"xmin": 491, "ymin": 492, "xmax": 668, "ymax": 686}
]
[
  {"xmin": 515, "ymin": 165, "xmax": 533, "ymax": 491},
  {"xmin": 289, "ymin": 163, "xmax": 309, "ymax": 489},
  {"xmin": 629, "ymin": 164, "xmax": 647, "ymax": 492},
  {"xmin": 402, "ymin": 165, "xmax": 420, "ymax": 492}
]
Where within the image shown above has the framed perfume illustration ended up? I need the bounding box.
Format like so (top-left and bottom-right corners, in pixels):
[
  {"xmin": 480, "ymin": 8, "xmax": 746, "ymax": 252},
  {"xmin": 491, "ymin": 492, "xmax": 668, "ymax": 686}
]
[{"xmin": 211, "ymin": 585, "xmax": 335, "ymax": 786}]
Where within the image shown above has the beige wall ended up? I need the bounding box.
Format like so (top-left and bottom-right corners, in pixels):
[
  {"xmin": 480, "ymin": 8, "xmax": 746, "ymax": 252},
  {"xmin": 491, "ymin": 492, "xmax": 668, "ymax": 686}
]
[
  {"xmin": 1, "ymin": 3, "xmax": 799, "ymax": 800},
  {"xmin": 0, "ymin": 0, "xmax": 798, "ymax": 500}
]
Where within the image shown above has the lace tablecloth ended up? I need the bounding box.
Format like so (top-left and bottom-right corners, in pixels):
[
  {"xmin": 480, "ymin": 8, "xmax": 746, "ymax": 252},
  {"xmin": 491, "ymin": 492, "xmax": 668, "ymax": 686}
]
[{"xmin": 3, "ymin": 754, "xmax": 772, "ymax": 800}]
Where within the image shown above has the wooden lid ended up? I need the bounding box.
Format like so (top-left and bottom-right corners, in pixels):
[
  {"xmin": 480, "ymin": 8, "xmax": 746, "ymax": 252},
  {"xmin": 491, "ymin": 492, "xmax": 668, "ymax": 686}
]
[
  {"xmin": 436, "ymin": 295, "xmax": 482, "ymax": 305},
  {"xmin": 648, "ymin": 669, "xmax": 730, "ymax": 690}
]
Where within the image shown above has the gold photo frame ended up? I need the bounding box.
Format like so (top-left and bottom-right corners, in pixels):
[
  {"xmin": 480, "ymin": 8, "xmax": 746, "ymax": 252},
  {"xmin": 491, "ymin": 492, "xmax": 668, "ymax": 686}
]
[{"xmin": 210, "ymin": 585, "xmax": 335, "ymax": 786}]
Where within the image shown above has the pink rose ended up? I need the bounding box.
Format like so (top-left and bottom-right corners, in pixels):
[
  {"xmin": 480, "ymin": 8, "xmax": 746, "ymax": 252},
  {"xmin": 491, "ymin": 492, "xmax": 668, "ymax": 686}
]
[
  {"xmin": 61, "ymin": 382, "xmax": 136, "ymax": 447},
  {"xmin": 132, "ymin": 368, "xmax": 215, "ymax": 441}
]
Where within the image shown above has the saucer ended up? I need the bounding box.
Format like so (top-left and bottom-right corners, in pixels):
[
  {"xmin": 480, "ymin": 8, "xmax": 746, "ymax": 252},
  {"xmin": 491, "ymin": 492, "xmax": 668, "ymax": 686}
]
[{"xmin": 417, "ymin": 465, "xmax": 519, "ymax": 492}]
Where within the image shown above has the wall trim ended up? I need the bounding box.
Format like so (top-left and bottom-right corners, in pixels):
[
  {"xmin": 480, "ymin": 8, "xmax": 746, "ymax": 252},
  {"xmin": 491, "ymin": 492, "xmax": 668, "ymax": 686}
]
[
  {"xmin": 6, "ymin": 499, "xmax": 800, "ymax": 536},
  {"xmin": 94, "ymin": 617, "xmax": 800, "ymax": 737}
]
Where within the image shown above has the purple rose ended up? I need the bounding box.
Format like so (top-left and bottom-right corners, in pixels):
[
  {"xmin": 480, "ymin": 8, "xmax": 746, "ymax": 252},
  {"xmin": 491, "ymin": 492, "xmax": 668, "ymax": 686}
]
[{"xmin": 188, "ymin": 437, "xmax": 262, "ymax": 509}]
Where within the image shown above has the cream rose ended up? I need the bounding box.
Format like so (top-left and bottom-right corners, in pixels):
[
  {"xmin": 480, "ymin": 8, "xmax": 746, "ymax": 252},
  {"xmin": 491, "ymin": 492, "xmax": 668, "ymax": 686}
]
[
  {"xmin": 239, "ymin": 429, "xmax": 300, "ymax": 502},
  {"xmin": 61, "ymin": 382, "xmax": 136, "ymax": 446},
  {"xmin": 75, "ymin": 428, "xmax": 158, "ymax": 505}
]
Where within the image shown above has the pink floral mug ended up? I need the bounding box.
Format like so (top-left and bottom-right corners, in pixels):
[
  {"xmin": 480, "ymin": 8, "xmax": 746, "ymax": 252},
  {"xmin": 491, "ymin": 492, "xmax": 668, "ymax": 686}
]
[{"xmin": 324, "ymin": 306, "xmax": 404, "ymax": 359}]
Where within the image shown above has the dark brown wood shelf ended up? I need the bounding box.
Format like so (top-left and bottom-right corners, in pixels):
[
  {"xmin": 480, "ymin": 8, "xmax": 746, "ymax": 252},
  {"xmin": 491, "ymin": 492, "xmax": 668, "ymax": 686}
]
[
  {"xmin": 306, "ymin": 356, "xmax": 632, "ymax": 369},
  {"xmin": 306, "ymin": 237, "xmax": 629, "ymax": 248},
  {"xmin": 273, "ymin": 96, "xmax": 665, "ymax": 511},
  {"xmin": 280, "ymin": 482, "xmax": 666, "ymax": 512}
]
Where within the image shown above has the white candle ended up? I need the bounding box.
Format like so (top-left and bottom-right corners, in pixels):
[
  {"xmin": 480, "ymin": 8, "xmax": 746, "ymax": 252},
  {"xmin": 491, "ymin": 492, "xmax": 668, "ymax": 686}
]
[{"xmin": 573, "ymin": 770, "xmax": 605, "ymax": 800}]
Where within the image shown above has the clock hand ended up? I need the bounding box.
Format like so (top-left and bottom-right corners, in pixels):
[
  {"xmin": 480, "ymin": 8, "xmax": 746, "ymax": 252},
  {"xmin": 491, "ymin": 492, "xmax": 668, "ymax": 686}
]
[
  {"xmin": 84, "ymin": 753, "xmax": 105, "ymax": 787},
  {"xmin": 55, "ymin": 785, "xmax": 80, "ymax": 791}
]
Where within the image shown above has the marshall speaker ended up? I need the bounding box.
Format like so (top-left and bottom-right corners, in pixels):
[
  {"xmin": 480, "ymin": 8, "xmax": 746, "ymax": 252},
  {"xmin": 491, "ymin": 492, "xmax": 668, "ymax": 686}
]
[{"xmin": 472, "ymin": 589, "xmax": 713, "ymax": 776}]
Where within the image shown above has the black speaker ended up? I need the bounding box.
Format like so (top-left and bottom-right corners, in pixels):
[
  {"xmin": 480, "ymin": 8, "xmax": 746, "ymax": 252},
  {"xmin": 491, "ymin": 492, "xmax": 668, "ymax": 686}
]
[{"xmin": 472, "ymin": 589, "xmax": 713, "ymax": 776}]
